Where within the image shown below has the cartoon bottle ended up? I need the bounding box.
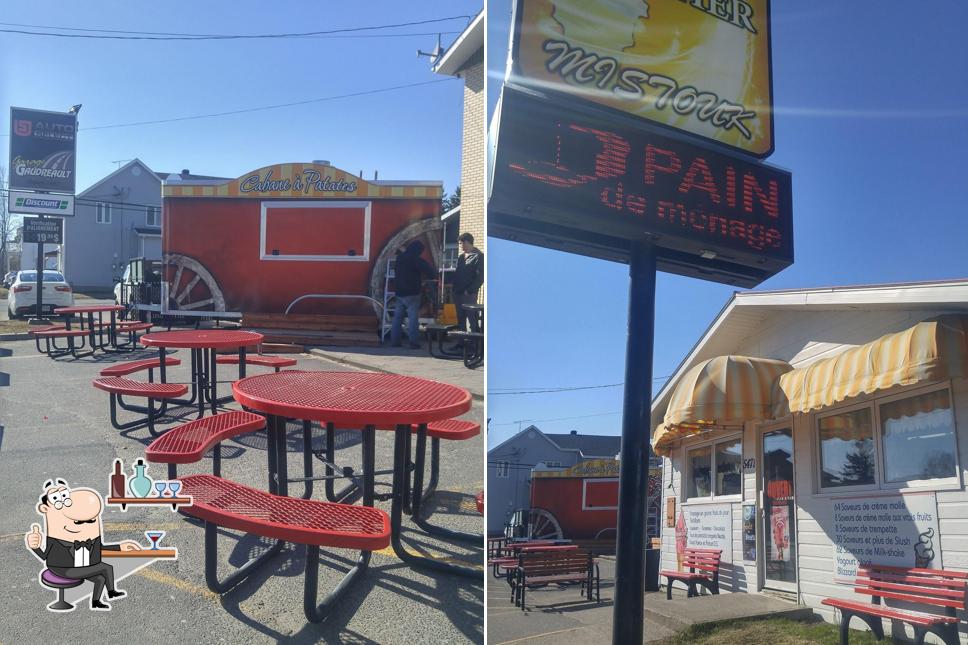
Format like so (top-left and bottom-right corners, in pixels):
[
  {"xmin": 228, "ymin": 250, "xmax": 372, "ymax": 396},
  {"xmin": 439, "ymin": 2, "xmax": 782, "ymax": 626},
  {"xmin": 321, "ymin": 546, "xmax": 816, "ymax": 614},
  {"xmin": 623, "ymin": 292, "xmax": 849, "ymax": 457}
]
[
  {"xmin": 128, "ymin": 458, "xmax": 153, "ymax": 498},
  {"xmin": 111, "ymin": 459, "xmax": 126, "ymax": 498}
]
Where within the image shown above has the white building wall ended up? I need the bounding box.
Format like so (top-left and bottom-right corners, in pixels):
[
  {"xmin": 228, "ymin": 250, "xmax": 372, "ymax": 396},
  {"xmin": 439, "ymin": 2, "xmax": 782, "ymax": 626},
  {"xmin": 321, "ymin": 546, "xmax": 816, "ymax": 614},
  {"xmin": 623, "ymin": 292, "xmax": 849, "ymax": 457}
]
[{"xmin": 658, "ymin": 308, "xmax": 968, "ymax": 643}]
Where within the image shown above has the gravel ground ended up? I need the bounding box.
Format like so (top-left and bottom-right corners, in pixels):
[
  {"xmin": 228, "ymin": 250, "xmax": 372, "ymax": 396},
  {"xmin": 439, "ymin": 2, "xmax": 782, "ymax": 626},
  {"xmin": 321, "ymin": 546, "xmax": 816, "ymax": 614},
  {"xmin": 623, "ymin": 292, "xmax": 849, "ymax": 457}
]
[{"xmin": 0, "ymin": 340, "xmax": 484, "ymax": 644}]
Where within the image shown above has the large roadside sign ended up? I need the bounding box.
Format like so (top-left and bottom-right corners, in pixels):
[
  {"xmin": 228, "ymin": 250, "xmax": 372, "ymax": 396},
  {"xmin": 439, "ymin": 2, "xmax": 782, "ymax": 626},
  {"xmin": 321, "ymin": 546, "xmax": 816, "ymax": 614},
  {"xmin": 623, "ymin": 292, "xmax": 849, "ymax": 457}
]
[
  {"xmin": 22, "ymin": 217, "xmax": 63, "ymax": 244},
  {"xmin": 8, "ymin": 107, "xmax": 77, "ymax": 196},
  {"xmin": 489, "ymin": 86, "xmax": 792, "ymax": 287},
  {"xmin": 509, "ymin": 0, "xmax": 774, "ymax": 158}
]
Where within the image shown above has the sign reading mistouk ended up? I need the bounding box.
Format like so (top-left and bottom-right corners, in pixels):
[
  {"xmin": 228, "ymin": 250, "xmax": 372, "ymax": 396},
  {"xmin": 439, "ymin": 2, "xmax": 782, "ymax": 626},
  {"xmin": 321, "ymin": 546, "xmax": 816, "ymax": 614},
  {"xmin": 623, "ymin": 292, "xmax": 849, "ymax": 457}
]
[
  {"xmin": 8, "ymin": 107, "xmax": 77, "ymax": 195},
  {"xmin": 510, "ymin": 0, "xmax": 774, "ymax": 157}
]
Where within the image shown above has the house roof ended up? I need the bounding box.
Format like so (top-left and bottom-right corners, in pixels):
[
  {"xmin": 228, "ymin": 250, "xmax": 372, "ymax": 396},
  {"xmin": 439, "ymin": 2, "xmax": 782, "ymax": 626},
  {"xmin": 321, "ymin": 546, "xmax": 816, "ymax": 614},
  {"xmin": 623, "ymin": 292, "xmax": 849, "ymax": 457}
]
[
  {"xmin": 488, "ymin": 424, "xmax": 621, "ymax": 459},
  {"xmin": 432, "ymin": 12, "xmax": 483, "ymax": 76},
  {"xmin": 545, "ymin": 432, "xmax": 622, "ymax": 457},
  {"xmin": 650, "ymin": 279, "xmax": 968, "ymax": 432},
  {"xmin": 77, "ymin": 158, "xmax": 160, "ymax": 198}
]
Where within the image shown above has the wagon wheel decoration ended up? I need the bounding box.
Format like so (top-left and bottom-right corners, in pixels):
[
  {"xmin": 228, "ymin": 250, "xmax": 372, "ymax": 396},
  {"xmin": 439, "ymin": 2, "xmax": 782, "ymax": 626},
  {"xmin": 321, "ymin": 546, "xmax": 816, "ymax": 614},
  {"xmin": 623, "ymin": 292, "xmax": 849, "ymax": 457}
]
[
  {"xmin": 369, "ymin": 218, "xmax": 443, "ymax": 317},
  {"xmin": 525, "ymin": 507, "xmax": 564, "ymax": 541},
  {"xmin": 163, "ymin": 254, "xmax": 226, "ymax": 312}
]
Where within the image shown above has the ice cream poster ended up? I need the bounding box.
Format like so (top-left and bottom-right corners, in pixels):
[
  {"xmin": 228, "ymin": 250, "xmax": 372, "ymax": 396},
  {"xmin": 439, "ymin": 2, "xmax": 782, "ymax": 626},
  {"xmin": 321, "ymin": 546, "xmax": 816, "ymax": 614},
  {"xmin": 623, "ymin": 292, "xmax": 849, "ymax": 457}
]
[
  {"xmin": 769, "ymin": 504, "xmax": 790, "ymax": 562},
  {"xmin": 831, "ymin": 492, "xmax": 942, "ymax": 583}
]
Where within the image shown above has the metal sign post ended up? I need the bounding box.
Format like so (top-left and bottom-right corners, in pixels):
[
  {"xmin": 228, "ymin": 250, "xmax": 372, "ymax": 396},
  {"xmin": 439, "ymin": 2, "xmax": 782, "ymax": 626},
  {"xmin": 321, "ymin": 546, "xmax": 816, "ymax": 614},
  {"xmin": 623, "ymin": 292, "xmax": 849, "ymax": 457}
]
[
  {"xmin": 32, "ymin": 218, "xmax": 46, "ymax": 325},
  {"xmin": 612, "ymin": 242, "xmax": 657, "ymax": 645}
]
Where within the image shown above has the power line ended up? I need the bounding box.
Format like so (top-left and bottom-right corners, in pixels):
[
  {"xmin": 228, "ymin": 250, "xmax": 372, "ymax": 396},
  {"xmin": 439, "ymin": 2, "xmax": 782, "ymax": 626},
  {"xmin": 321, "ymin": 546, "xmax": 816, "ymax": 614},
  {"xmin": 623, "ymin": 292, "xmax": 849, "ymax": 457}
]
[
  {"xmin": 0, "ymin": 79, "xmax": 455, "ymax": 137},
  {"xmin": 0, "ymin": 21, "xmax": 459, "ymax": 40},
  {"xmin": 489, "ymin": 411, "xmax": 623, "ymax": 427},
  {"xmin": 490, "ymin": 376, "xmax": 672, "ymax": 395},
  {"xmin": 0, "ymin": 16, "xmax": 472, "ymax": 41}
]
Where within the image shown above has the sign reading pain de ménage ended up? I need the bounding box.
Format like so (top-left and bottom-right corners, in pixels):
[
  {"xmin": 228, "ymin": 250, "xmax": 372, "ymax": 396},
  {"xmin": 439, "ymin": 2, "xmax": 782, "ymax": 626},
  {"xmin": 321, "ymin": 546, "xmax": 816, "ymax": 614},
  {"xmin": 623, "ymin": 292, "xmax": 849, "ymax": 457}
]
[
  {"xmin": 489, "ymin": 88, "xmax": 792, "ymax": 287},
  {"xmin": 510, "ymin": 0, "xmax": 774, "ymax": 158}
]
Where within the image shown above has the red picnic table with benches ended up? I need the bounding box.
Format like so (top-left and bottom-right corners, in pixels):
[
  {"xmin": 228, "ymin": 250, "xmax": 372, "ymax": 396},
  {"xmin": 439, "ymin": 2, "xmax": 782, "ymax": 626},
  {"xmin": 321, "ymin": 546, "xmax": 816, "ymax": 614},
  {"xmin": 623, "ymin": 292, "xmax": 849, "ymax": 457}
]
[
  {"xmin": 88, "ymin": 337, "xmax": 482, "ymax": 621},
  {"xmin": 30, "ymin": 304, "xmax": 150, "ymax": 358},
  {"xmin": 822, "ymin": 564, "xmax": 968, "ymax": 645}
]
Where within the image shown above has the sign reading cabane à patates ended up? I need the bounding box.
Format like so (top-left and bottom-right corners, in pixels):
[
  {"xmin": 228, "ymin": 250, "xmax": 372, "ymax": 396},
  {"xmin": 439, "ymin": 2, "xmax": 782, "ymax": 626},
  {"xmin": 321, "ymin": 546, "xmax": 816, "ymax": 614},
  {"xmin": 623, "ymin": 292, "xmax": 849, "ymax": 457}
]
[
  {"xmin": 162, "ymin": 163, "xmax": 442, "ymax": 200},
  {"xmin": 532, "ymin": 459, "xmax": 621, "ymax": 478}
]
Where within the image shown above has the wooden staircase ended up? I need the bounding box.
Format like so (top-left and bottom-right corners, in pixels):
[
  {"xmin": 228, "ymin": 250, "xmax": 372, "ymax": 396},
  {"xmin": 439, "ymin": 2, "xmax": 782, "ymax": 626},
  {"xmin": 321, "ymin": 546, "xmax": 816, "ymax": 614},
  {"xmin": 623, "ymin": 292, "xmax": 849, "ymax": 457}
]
[{"xmin": 241, "ymin": 313, "xmax": 381, "ymax": 348}]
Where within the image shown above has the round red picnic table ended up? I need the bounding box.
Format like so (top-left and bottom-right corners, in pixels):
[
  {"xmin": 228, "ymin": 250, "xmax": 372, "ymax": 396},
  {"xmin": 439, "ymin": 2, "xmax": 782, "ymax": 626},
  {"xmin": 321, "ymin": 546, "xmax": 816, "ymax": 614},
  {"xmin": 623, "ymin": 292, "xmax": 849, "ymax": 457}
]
[
  {"xmin": 55, "ymin": 304, "xmax": 127, "ymax": 354},
  {"xmin": 232, "ymin": 370, "xmax": 479, "ymax": 578},
  {"xmin": 141, "ymin": 329, "xmax": 264, "ymax": 417}
]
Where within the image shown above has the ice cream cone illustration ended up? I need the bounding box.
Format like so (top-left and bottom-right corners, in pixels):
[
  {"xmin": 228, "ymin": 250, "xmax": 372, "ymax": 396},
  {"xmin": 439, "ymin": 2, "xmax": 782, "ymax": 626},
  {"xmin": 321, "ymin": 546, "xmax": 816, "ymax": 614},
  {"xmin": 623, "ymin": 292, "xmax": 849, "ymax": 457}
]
[
  {"xmin": 675, "ymin": 510, "xmax": 687, "ymax": 571},
  {"xmin": 915, "ymin": 529, "xmax": 935, "ymax": 568}
]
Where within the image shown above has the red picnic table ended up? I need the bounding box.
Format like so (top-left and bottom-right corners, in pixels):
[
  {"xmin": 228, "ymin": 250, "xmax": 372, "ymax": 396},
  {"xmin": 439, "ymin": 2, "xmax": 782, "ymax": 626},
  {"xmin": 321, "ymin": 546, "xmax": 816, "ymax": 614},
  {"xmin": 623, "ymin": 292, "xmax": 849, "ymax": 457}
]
[
  {"xmin": 141, "ymin": 330, "xmax": 263, "ymax": 417},
  {"xmin": 53, "ymin": 304, "xmax": 127, "ymax": 355},
  {"xmin": 232, "ymin": 370, "xmax": 479, "ymax": 579}
]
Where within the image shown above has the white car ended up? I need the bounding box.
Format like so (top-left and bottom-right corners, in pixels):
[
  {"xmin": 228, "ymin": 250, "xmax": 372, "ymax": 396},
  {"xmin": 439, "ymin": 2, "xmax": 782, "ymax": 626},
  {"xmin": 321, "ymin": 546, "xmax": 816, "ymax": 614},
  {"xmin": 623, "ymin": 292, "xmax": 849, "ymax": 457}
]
[{"xmin": 7, "ymin": 270, "xmax": 74, "ymax": 318}]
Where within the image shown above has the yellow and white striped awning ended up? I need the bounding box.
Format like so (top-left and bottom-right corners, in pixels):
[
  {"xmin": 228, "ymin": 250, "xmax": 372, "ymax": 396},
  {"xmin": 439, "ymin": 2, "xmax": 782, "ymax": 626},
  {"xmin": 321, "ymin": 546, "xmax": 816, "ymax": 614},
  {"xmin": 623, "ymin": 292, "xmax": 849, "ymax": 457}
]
[
  {"xmin": 652, "ymin": 355, "xmax": 793, "ymax": 457},
  {"xmin": 774, "ymin": 315, "xmax": 968, "ymax": 417}
]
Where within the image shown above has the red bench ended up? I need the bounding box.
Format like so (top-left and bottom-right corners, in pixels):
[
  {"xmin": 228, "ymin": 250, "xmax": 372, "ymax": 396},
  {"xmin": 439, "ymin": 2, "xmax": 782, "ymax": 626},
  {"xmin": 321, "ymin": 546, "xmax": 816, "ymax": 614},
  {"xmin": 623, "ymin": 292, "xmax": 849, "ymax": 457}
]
[
  {"xmin": 99, "ymin": 356, "xmax": 181, "ymax": 378},
  {"xmin": 179, "ymin": 473, "xmax": 390, "ymax": 623},
  {"xmin": 93, "ymin": 377, "xmax": 188, "ymax": 435},
  {"xmin": 215, "ymin": 354, "xmax": 297, "ymax": 372},
  {"xmin": 512, "ymin": 549, "xmax": 599, "ymax": 610},
  {"xmin": 145, "ymin": 410, "xmax": 266, "ymax": 479},
  {"xmin": 822, "ymin": 565, "xmax": 968, "ymax": 645},
  {"xmin": 661, "ymin": 548, "xmax": 721, "ymax": 599},
  {"xmin": 31, "ymin": 328, "xmax": 91, "ymax": 358}
]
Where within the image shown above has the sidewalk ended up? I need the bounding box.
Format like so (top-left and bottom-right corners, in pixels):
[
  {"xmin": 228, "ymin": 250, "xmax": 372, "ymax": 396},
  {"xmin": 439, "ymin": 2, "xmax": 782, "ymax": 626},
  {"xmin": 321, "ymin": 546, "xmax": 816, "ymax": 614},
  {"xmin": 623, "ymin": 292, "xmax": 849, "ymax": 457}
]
[
  {"xmin": 486, "ymin": 557, "xmax": 811, "ymax": 644},
  {"xmin": 309, "ymin": 344, "xmax": 484, "ymax": 400}
]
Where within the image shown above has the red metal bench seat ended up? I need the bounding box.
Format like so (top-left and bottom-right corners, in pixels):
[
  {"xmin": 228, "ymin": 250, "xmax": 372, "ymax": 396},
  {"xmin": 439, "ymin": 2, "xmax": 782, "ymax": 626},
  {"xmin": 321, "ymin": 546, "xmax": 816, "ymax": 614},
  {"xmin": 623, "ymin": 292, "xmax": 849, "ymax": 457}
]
[
  {"xmin": 146, "ymin": 410, "xmax": 266, "ymax": 478},
  {"xmin": 661, "ymin": 548, "xmax": 721, "ymax": 599},
  {"xmin": 821, "ymin": 565, "xmax": 968, "ymax": 645},
  {"xmin": 99, "ymin": 357, "xmax": 181, "ymax": 378},
  {"xmin": 93, "ymin": 377, "xmax": 187, "ymax": 398},
  {"xmin": 413, "ymin": 418, "xmax": 481, "ymax": 439},
  {"xmin": 93, "ymin": 377, "xmax": 188, "ymax": 436},
  {"xmin": 32, "ymin": 328, "xmax": 90, "ymax": 338},
  {"xmin": 216, "ymin": 354, "xmax": 297, "ymax": 371},
  {"xmin": 178, "ymin": 473, "xmax": 390, "ymax": 622}
]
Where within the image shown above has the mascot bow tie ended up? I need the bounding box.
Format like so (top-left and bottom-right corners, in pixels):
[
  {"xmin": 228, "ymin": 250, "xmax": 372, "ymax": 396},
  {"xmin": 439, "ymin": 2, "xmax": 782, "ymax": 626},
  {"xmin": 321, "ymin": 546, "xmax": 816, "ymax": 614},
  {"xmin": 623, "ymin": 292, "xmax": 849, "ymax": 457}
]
[{"xmin": 73, "ymin": 539, "xmax": 95, "ymax": 550}]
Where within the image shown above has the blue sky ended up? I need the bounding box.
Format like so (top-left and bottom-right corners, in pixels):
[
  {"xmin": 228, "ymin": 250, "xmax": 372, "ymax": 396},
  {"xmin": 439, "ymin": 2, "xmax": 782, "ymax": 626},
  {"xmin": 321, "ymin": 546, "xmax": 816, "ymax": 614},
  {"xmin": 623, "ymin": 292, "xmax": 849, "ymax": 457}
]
[
  {"xmin": 0, "ymin": 1, "xmax": 481, "ymax": 194},
  {"xmin": 487, "ymin": 2, "xmax": 968, "ymax": 447}
]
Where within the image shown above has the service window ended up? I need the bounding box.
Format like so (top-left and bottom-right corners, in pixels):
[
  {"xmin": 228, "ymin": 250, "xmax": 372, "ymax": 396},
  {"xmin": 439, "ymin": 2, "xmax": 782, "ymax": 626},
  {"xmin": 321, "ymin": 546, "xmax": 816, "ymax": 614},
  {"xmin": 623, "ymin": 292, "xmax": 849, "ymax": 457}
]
[
  {"xmin": 685, "ymin": 434, "xmax": 743, "ymax": 501},
  {"xmin": 260, "ymin": 200, "xmax": 371, "ymax": 261},
  {"xmin": 582, "ymin": 478, "xmax": 619, "ymax": 510}
]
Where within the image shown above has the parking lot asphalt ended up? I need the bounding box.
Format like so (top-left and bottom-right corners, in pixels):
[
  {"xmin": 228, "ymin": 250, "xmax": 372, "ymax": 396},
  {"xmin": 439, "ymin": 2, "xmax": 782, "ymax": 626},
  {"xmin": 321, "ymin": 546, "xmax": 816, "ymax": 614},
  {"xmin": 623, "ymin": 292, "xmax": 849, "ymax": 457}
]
[{"xmin": 0, "ymin": 339, "xmax": 484, "ymax": 644}]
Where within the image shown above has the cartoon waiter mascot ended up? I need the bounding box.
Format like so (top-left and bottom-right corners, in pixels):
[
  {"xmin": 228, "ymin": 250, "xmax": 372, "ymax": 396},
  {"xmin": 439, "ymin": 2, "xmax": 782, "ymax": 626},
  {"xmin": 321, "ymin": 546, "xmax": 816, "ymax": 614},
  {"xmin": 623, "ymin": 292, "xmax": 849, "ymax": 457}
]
[{"xmin": 26, "ymin": 479, "xmax": 141, "ymax": 611}]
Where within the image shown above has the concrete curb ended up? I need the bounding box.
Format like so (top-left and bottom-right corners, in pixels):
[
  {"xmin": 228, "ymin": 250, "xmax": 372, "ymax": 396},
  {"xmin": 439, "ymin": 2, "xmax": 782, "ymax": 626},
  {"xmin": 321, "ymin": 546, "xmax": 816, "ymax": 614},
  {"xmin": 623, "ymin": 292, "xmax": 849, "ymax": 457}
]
[
  {"xmin": 645, "ymin": 592, "xmax": 814, "ymax": 632},
  {"xmin": 0, "ymin": 333, "xmax": 33, "ymax": 341},
  {"xmin": 308, "ymin": 347, "xmax": 485, "ymax": 402}
]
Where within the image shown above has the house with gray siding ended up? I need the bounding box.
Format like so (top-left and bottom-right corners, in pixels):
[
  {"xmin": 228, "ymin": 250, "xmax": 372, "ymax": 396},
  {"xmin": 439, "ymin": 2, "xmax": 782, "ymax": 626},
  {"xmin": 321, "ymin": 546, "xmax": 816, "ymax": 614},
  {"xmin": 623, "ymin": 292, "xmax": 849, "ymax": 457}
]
[
  {"xmin": 487, "ymin": 426, "xmax": 621, "ymax": 535},
  {"xmin": 63, "ymin": 160, "xmax": 223, "ymax": 290}
]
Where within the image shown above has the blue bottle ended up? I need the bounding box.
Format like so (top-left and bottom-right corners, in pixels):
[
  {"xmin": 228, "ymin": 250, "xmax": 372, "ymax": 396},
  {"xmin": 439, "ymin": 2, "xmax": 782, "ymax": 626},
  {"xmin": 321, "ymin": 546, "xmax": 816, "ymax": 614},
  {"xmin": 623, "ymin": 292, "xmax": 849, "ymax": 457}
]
[{"xmin": 128, "ymin": 458, "xmax": 153, "ymax": 498}]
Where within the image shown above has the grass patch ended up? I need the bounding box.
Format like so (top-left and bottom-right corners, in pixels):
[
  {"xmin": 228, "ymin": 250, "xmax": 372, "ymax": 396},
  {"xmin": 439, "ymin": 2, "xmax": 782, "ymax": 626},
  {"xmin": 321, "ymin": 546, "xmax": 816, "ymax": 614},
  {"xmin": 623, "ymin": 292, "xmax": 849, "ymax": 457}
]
[
  {"xmin": 0, "ymin": 319, "xmax": 30, "ymax": 334},
  {"xmin": 659, "ymin": 616, "xmax": 897, "ymax": 645}
]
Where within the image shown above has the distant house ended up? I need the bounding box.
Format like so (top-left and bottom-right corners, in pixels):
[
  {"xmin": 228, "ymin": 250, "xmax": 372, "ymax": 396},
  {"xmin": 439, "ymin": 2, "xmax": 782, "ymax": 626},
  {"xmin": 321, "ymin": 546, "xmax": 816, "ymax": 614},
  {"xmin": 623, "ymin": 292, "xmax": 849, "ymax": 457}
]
[
  {"xmin": 62, "ymin": 160, "xmax": 223, "ymax": 290},
  {"xmin": 487, "ymin": 426, "xmax": 621, "ymax": 534}
]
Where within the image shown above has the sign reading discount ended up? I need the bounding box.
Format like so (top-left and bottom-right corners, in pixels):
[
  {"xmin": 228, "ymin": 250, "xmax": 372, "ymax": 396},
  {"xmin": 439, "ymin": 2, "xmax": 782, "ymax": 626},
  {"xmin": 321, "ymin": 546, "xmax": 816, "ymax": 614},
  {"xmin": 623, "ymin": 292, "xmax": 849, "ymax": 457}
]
[
  {"xmin": 510, "ymin": 0, "xmax": 775, "ymax": 157},
  {"xmin": 832, "ymin": 493, "xmax": 941, "ymax": 583}
]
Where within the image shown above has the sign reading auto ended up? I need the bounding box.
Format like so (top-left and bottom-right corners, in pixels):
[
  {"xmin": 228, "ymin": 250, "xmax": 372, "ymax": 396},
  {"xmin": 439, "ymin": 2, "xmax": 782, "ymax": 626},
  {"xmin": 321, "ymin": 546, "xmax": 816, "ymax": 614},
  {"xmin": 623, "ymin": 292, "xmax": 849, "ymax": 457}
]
[
  {"xmin": 9, "ymin": 107, "xmax": 77, "ymax": 194},
  {"xmin": 511, "ymin": 0, "xmax": 774, "ymax": 157},
  {"xmin": 489, "ymin": 88, "xmax": 792, "ymax": 286}
]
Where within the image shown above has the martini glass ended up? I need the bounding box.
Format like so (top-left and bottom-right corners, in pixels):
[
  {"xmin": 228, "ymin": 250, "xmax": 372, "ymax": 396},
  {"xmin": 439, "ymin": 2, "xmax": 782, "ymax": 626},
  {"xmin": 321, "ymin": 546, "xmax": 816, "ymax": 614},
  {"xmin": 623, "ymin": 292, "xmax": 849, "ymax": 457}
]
[
  {"xmin": 155, "ymin": 481, "xmax": 169, "ymax": 498},
  {"xmin": 168, "ymin": 480, "xmax": 182, "ymax": 498},
  {"xmin": 144, "ymin": 530, "xmax": 165, "ymax": 550}
]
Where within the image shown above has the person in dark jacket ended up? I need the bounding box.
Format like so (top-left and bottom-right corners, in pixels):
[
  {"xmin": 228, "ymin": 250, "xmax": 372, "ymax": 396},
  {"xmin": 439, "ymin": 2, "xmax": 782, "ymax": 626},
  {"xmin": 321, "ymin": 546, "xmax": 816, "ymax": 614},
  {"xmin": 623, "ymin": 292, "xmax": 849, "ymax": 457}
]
[
  {"xmin": 452, "ymin": 232, "xmax": 484, "ymax": 336},
  {"xmin": 390, "ymin": 239, "xmax": 435, "ymax": 348}
]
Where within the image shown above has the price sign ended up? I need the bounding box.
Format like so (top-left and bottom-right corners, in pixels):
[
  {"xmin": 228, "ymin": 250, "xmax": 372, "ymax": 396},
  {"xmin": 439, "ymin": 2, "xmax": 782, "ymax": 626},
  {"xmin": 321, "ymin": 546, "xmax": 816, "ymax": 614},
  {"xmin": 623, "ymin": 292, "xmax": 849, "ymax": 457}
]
[{"xmin": 22, "ymin": 217, "xmax": 63, "ymax": 244}]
